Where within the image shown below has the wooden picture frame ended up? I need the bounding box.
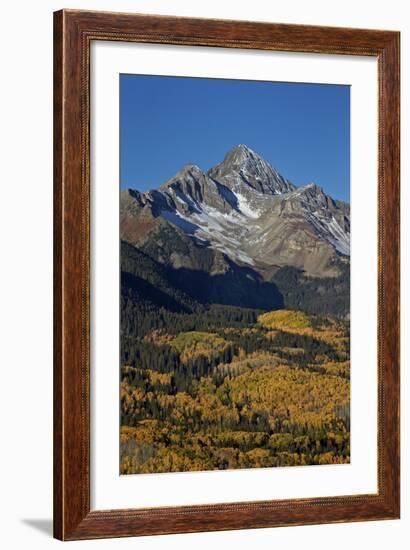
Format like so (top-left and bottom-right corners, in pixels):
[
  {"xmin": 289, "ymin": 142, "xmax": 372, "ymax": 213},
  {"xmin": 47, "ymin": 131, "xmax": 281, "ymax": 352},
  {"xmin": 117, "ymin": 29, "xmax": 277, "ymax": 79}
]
[{"xmin": 54, "ymin": 9, "xmax": 400, "ymax": 541}]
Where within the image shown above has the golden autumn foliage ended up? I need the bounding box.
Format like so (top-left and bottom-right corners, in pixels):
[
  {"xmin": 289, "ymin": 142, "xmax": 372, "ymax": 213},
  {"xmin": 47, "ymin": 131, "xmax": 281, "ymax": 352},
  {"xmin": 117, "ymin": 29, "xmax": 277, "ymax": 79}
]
[
  {"xmin": 121, "ymin": 309, "xmax": 350, "ymax": 474},
  {"xmin": 258, "ymin": 310, "xmax": 312, "ymax": 331},
  {"xmin": 259, "ymin": 310, "xmax": 349, "ymax": 355},
  {"xmin": 170, "ymin": 331, "xmax": 231, "ymax": 364}
]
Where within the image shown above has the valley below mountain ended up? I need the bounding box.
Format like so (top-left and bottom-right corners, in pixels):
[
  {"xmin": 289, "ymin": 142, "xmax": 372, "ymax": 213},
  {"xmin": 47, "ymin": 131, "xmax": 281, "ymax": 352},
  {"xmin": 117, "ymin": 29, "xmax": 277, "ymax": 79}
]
[{"xmin": 120, "ymin": 144, "xmax": 351, "ymax": 474}]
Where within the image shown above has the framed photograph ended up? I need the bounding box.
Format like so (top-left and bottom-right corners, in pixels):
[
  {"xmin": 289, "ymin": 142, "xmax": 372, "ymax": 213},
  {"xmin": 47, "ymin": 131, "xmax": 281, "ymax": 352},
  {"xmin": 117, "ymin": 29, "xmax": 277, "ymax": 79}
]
[{"xmin": 54, "ymin": 9, "xmax": 400, "ymax": 540}]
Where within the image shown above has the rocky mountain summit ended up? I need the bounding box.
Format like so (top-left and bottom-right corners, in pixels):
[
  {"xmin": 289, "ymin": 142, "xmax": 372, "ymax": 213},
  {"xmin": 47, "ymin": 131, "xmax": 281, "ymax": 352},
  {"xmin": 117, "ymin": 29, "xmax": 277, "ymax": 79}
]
[{"xmin": 121, "ymin": 144, "xmax": 350, "ymax": 280}]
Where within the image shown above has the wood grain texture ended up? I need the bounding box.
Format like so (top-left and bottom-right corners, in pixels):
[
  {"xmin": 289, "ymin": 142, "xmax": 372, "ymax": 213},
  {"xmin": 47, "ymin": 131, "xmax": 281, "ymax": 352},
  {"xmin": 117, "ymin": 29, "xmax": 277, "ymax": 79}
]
[
  {"xmin": 53, "ymin": 9, "xmax": 400, "ymax": 541},
  {"xmin": 53, "ymin": 10, "xmax": 63, "ymax": 541}
]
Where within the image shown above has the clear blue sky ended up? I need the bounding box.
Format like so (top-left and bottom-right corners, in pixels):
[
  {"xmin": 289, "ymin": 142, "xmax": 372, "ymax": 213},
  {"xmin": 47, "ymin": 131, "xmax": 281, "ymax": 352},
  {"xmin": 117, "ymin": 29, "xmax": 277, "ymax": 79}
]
[{"xmin": 120, "ymin": 74, "xmax": 350, "ymax": 202}]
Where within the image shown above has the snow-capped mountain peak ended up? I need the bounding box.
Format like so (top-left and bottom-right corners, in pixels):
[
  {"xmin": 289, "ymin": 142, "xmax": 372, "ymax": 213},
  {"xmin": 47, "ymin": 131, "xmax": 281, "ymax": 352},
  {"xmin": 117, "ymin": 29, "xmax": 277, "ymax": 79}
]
[{"xmin": 121, "ymin": 145, "xmax": 350, "ymax": 278}]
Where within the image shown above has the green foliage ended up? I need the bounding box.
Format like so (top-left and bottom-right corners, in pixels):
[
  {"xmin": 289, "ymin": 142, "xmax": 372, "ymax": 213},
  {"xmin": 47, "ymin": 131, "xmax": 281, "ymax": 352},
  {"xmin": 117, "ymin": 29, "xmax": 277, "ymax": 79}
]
[
  {"xmin": 271, "ymin": 263, "xmax": 350, "ymax": 317},
  {"xmin": 258, "ymin": 309, "xmax": 312, "ymax": 331}
]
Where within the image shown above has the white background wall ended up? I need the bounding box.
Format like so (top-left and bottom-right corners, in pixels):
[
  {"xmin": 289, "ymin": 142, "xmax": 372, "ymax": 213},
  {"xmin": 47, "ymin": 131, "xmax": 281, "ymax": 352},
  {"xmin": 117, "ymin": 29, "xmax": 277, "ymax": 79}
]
[{"xmin": 0, "ymin": 1, "xmax": 407, "ymax": 548}]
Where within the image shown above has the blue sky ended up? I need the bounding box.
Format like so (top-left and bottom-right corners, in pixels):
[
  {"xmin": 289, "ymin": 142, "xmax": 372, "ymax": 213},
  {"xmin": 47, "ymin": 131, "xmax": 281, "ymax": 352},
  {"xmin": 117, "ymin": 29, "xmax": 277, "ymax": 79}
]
[{"xmin": 120, "ymin": 74, "xmax": 350, "ymax": 202}]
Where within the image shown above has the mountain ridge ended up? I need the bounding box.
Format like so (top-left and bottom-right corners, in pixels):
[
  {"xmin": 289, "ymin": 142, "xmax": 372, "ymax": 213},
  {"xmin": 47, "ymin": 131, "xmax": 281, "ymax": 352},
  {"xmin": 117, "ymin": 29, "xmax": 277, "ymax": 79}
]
[{"xmin": 121, "ymin": 144, "xmax": 350, "ymax": 280}]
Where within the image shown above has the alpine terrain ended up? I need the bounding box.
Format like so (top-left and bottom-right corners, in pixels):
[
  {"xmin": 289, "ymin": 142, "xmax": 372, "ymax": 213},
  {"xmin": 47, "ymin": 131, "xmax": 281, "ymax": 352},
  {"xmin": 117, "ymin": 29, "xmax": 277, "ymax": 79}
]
[{"xmin": 120, "ymin": 144, "xmax": 351, "ymax": 475}]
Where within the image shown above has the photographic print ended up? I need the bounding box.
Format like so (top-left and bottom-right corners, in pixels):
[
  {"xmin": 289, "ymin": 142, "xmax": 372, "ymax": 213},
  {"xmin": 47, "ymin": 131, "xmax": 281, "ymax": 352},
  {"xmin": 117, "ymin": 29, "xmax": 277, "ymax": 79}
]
[{"xmin": 120, "ymin": 75, "xmax": 351, "ymax": 475}]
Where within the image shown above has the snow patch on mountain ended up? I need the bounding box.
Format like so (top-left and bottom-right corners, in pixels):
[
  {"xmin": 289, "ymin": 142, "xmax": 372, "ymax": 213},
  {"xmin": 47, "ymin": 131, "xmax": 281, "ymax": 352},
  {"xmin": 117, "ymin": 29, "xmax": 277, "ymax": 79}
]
[
  {"xmin": 159, "ymin": 200, "xmax": 256, "ymax": 267},
  {"xmin": 190, "ymin": 205, "xmax": 255, "ymax": 265},
  {"xmin": 326, "ymin": 217, "xmax": 350, "ymax": 255},
  {"xmin": 234, "ymin": 192, "xmax": 261, "ymax": 219},
  {"xmin": 160, "ymin": 209, "xmax": 200, "ymax": 234},
  {"xmin": 305, "ymin": 211, "xmax": 350, "ymax": 256}
]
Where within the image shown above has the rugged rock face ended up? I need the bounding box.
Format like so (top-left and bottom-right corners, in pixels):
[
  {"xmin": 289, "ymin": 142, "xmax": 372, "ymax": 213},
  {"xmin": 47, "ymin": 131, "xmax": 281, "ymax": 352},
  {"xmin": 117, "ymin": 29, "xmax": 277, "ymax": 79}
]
[
  {"xmin": 208, "ymin": 143, "xmax": 295, "ymax": 196},
  {"xmin": 120, "ymin": 144, "xmax": 350, "ymax": 279}
]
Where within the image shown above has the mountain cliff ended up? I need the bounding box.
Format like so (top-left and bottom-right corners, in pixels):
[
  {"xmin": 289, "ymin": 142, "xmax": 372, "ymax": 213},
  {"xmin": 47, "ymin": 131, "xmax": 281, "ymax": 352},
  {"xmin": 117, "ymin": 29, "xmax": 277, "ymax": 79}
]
[{"xmin": 121, "ymin": 144, "xmax": 350, "ymax": 280}]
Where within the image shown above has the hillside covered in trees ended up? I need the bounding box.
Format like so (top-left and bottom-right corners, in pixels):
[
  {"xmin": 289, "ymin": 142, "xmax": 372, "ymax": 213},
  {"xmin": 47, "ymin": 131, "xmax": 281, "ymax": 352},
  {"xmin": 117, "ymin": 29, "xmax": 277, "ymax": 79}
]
[{"xmin": 121, "ymin": 274, "xmax": 350, "ymax": 474}]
